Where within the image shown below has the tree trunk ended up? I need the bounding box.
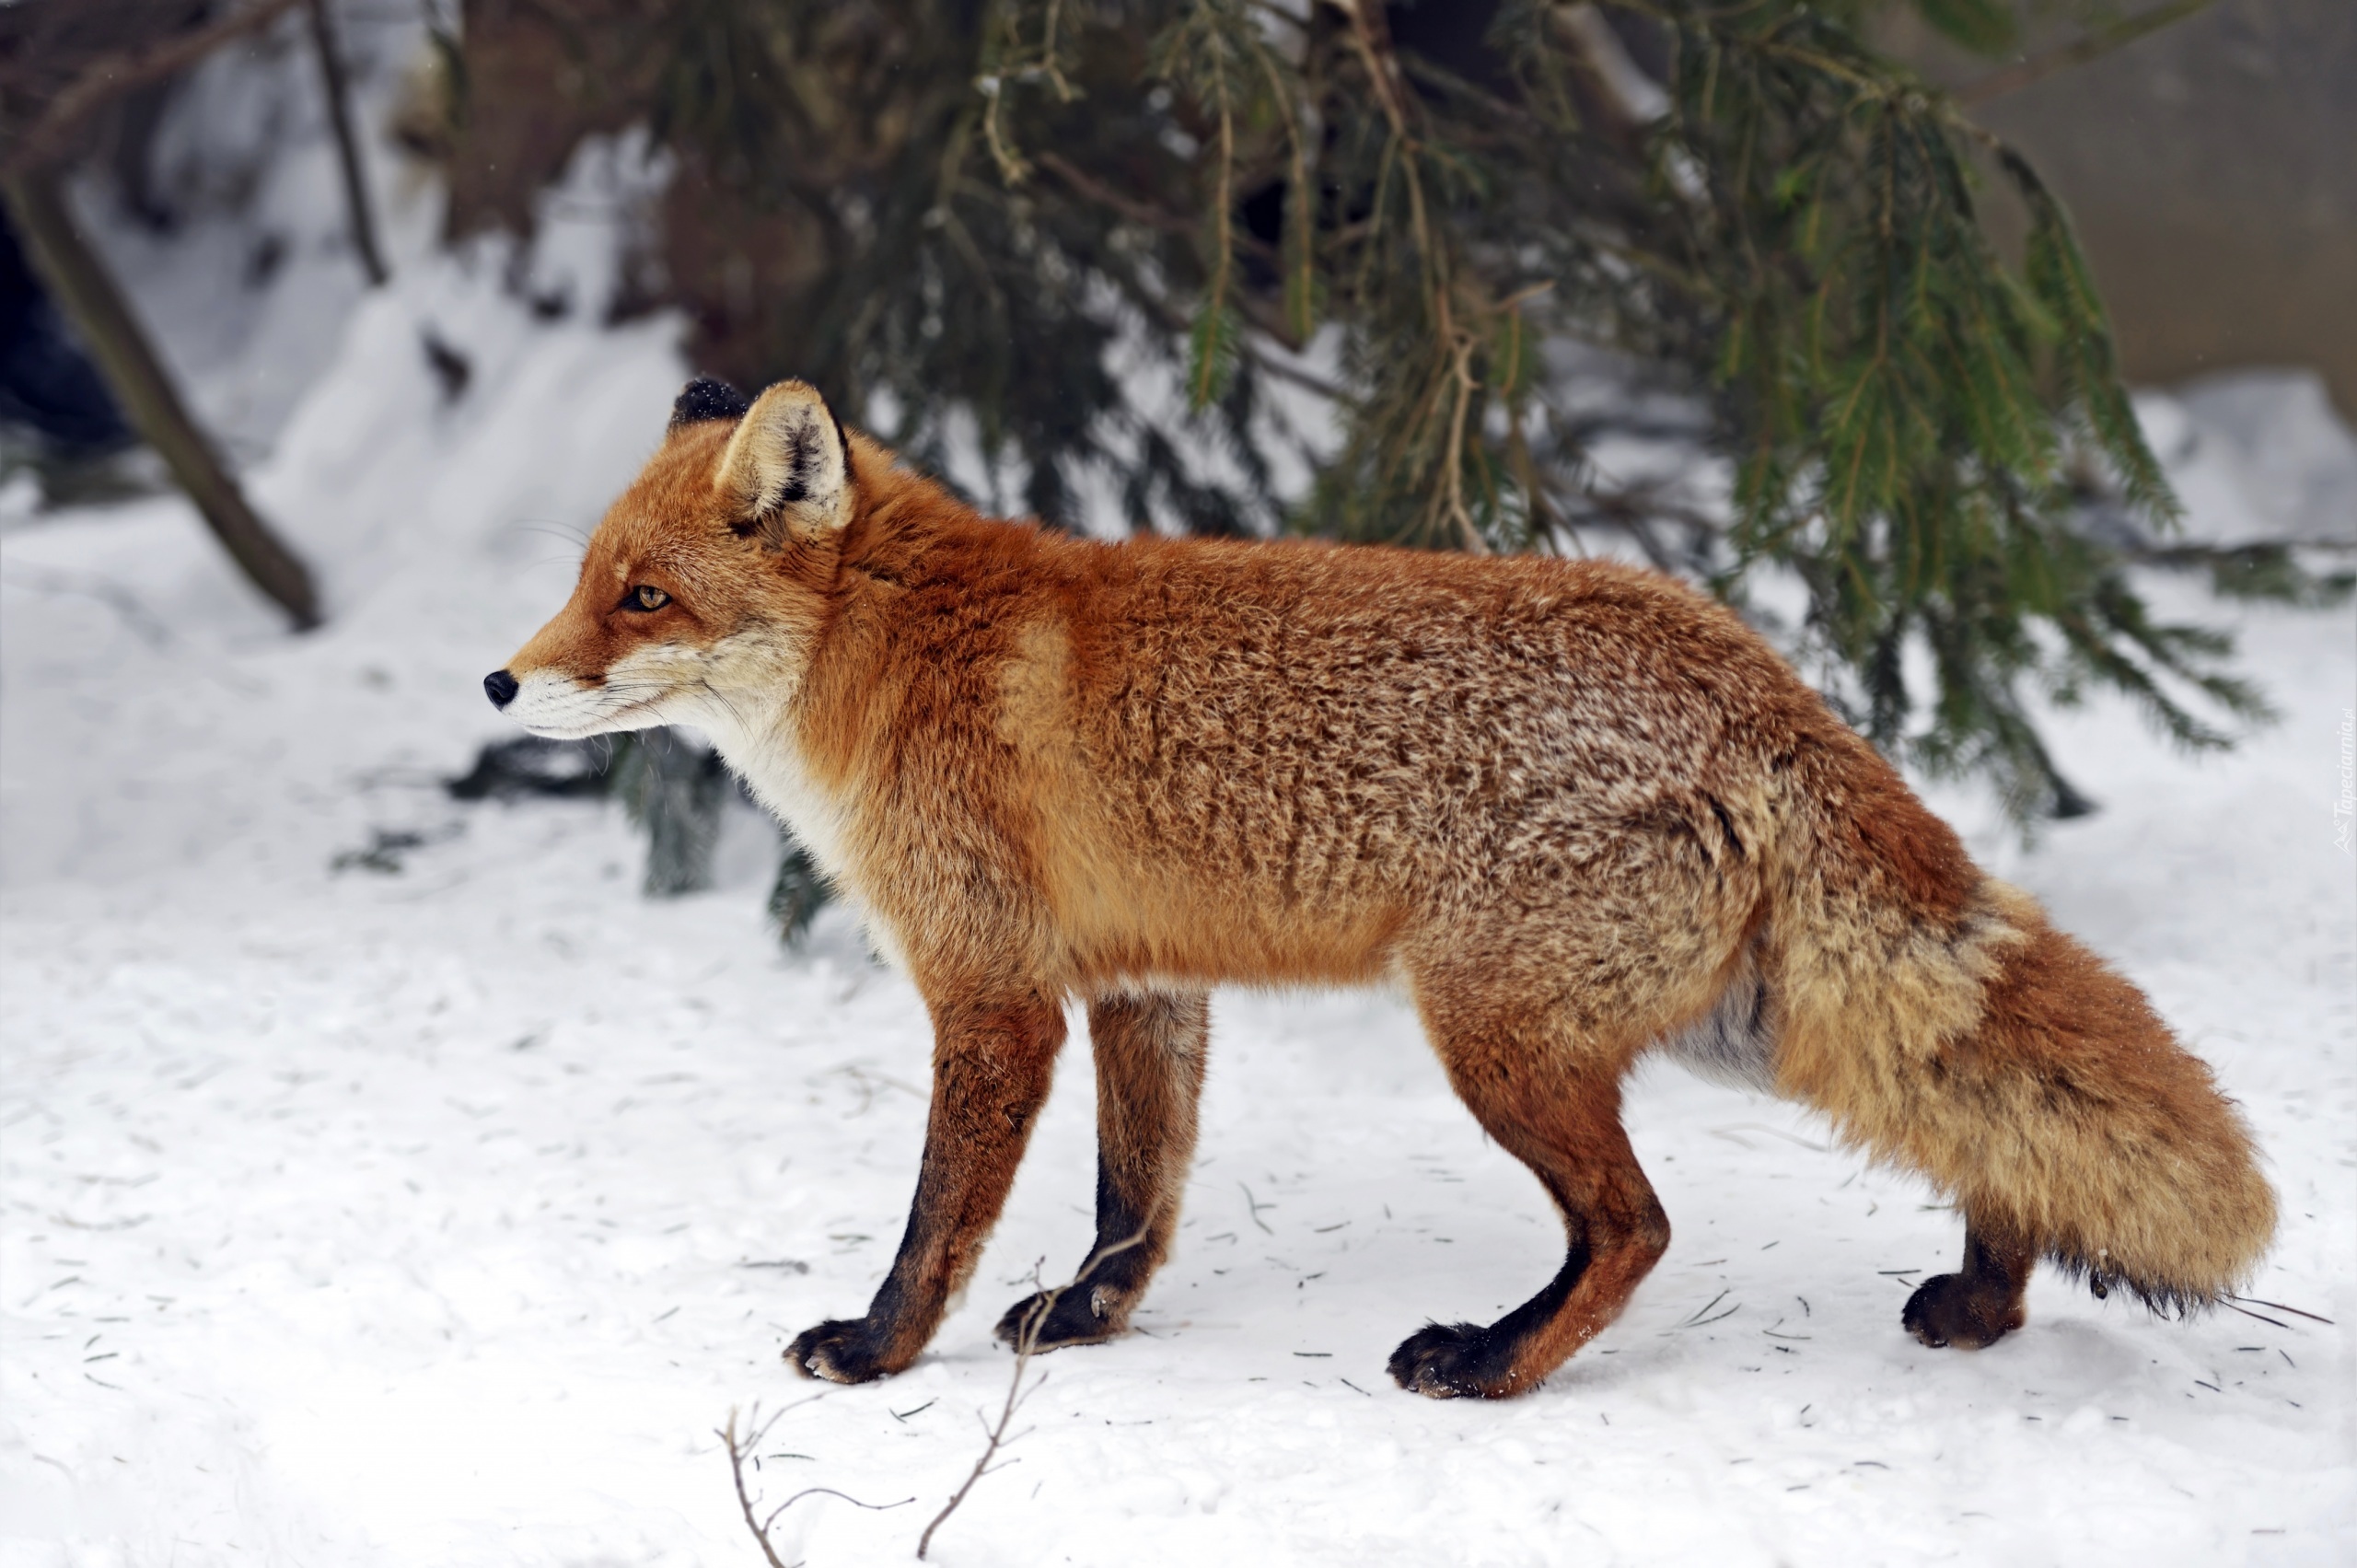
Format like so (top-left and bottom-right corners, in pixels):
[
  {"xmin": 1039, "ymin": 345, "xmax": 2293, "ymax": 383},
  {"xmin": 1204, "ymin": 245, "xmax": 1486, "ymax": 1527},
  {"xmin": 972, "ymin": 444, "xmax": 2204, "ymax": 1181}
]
[
  {"xmin": 1, "ymin": 168, "xmax": 321, "ymax": 630},
  {"xmin": 305, "ymin": 0, "xmax": 388, "ymax": 287}
]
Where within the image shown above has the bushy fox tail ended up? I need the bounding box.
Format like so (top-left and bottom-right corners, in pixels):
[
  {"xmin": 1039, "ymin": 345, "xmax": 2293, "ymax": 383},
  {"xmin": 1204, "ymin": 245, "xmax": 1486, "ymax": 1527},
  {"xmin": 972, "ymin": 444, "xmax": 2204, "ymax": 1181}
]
[{"xmin": 1753, "ymin": 740, "xmax": 2275, "ymax": 1310}]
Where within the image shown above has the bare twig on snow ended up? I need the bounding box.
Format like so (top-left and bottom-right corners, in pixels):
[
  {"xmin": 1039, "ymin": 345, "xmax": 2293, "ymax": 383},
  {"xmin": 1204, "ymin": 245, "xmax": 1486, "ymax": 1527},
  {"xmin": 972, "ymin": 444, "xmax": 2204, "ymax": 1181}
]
[
  {"xmin": 720, "ymin": 1400, "xmax": 912, "ymax": 1568},
  {"xmin": 915, "ymin": 1227, "xmax": 1147, "ymax": 1561}
]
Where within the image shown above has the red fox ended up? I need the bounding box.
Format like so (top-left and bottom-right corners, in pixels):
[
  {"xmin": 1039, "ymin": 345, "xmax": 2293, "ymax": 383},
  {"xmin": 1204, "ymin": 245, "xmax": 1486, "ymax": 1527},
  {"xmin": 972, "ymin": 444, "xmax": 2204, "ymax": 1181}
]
[{"xmin": 487, "ymin": 377, "xmax": 2275, "ymax": 1399}]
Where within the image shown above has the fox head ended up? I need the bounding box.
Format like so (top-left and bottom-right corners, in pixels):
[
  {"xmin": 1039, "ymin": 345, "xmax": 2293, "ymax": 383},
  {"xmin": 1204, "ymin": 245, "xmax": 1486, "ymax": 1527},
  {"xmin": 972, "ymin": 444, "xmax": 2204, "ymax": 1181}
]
[{"xmin": 485, "ymin": 377, "xmax": 859, "ymax": 749}]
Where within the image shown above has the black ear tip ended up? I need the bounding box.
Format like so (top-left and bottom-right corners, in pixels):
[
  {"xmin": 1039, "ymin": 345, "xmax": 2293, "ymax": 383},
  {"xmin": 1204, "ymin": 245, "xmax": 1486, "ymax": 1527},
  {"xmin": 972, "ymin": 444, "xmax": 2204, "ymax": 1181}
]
[{"xmin": 669, "ymin": 377, "xmax": 750, "ymax": 431}]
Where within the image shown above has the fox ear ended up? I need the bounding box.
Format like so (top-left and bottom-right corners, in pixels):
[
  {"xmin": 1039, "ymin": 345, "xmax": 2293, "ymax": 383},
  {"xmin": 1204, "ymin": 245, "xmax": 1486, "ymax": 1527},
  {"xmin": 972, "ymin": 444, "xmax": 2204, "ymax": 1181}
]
[{"xmin": 714, "ymin": 380, "xmax": 853, "ymax": 547}]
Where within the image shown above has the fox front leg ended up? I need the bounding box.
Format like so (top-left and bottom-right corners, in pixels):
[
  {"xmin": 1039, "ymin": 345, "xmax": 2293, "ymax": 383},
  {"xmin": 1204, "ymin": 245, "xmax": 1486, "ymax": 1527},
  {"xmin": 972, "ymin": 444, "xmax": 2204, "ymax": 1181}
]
[
  {"xmin": 994, "ymin": 989, "xmax": 1209, "ymax": 1352},
  {"xmin": 788, "ymin": 992, "xmax": 1065, "ymax": 1384}
]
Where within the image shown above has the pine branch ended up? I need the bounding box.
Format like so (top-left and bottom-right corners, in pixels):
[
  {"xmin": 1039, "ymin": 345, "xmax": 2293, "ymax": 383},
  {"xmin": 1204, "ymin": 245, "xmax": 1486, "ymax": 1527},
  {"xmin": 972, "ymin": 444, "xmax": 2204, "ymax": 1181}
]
[
  {"xmin": 1958, "ymin": 0, "xmax": 2220, "ymax": 108},
  {"xmin": 483, "ymin": 0, "xmax": 2305, "ymax": 828}
]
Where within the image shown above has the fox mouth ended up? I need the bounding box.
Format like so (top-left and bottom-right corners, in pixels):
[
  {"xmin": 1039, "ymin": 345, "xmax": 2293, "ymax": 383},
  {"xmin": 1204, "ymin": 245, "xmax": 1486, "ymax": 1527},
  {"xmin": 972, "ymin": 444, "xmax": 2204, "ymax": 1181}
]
[{"xmin": 501, "ymin": 671, "xmax": 673, "ymax": 739}]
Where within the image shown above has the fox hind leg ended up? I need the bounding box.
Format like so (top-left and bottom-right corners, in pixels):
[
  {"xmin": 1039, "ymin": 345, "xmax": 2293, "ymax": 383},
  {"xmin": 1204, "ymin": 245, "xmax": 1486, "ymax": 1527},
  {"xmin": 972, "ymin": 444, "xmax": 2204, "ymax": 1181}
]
[
  {"xmin": 1903, "ymin": 1217, "xmax": 2033, "ymax": 1350},
  {"xmin": 995, "ymin": 989, "xmax": 1208, "ymax": 1353},
  {"xmin": 1390, "ymin": 994, "xmax": 1670, "ymax": 1399}
]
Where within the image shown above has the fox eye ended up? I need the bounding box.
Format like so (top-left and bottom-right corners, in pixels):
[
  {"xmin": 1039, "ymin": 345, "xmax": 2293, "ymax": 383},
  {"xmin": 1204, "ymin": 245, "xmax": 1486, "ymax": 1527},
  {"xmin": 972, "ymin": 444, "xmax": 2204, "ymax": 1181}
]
[{"xmin": 624, "ymin": 585, "xmax": 670, "ymax": 612}]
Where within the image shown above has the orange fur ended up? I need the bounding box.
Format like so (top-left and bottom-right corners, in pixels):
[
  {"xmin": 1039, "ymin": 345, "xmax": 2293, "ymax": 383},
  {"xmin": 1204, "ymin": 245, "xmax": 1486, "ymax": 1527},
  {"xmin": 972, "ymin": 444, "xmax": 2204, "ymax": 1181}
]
[{"xmin": 492, "ymin": 380, "xmax": 2276, "ymax": 1398}]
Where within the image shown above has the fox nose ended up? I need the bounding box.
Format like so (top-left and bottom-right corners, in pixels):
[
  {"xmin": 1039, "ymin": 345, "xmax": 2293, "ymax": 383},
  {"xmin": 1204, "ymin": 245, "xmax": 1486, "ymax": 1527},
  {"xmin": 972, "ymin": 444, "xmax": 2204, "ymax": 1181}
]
[{"xmin": 483, "ymin": 669, "xmax": 519, "ymax": 708}]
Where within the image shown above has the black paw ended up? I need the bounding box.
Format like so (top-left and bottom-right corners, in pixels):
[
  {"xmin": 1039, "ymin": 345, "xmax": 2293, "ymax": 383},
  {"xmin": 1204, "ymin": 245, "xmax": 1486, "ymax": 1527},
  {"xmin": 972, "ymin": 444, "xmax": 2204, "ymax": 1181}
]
[
  {"xmin": 1387, "ymin": 1321, "xmax": 1512, "ymax": 1399},
  {"xmin": 993, "ymin": 1282, "xmax": 1128, "ymax": 1353},
  {"xmin": 1902, "ymin": 1273, "xmax": 2024, "ymax": 1351},
  {"xmin": 786, "ymin": 1317, "xmax": 900, "ymax": 1384}
]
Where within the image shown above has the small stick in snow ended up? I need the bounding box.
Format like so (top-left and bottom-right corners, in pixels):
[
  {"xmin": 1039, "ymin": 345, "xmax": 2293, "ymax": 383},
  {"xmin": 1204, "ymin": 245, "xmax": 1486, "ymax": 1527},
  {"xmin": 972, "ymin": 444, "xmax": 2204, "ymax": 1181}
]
[
  {"xmin": 2222, "ymin": 1301, "xmax": 2291, "ymax": 1330},
  {"xmin": 720, "ymin": 1400, "xmax": 911, "ymax": 1568},
  {"xmin": 1708, "ymin": 1122, "xmax": 1829, "ymax": 1153},
  {"xmin": 2224, "ymin": 1294, "xmax": 2333, "ymax": 1326},
  {"xmin": 916, "ymin": 1227, "xmax": 1147, "ymax": 1562},
  {"xmin": 1674, "ymin": 1289, "xmax": 1736, "ymax": 1329}
]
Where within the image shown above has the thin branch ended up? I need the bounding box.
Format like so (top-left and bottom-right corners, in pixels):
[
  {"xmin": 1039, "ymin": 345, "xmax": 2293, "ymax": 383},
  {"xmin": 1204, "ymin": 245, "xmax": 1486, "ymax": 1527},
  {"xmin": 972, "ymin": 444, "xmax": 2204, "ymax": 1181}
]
[
  {"xmin": 1238, "ymin": 333, "xmax": 1350, "ymax": 401},
  {"xmin": 719, "ymin": 1403, "xmax": 912, "ymax": 1568},
  {"xmin": 1334, "ymin": 0, "xmax": 1446, "ymax": 308},
  {"xmin": 1039, "ymin": 0, "xmax": 1079, "ymax": 102},
  {"xmin": 1435, "ymin": 333, "xmax": 1488, "ymax": 553},
  {"xmin": 1191, "ymin": 74, "xmax": 1236, "ymax": 408},
  {"xmin": 0, "ymin": 168, "xmax": 320, "ymax": 628},
  {"xmin": 724, "ymin": 1407, "xmax": 799, "ymax": 1568},
  {"xmin": 1555, "ymin": 3, "xmax": 1671, "ymax": 127},
  {"xmin": 1957, "ymin": 0, "xmax": 2220, "ymax": 108},
  {"xmin": 2224, "ymin": 1294, "xmax": 2334, "ymax": 1327},
  {"xmin": 915, "ymin": 1227, "xmax": 1148, "ymax": 1561},
  {"xmin": 304, "ymin": 0, "xmax": 387, "ymax": 286},
  {"xmin": 2221, "ymin": 1301, "xmax": 2291, "ymax": 1331},
  {"xmin": 978, "ymin": 73, "xmax": 1030, "ymax": 185},
  {"xmin": 1036, "ymin": 150, "xmax": 1188, "ymax": 235},
  {"xmin": 2, "ymin": 0, "xmax": 308, "ymax": 179},
  {"xmin": 1033, "ymin": 150, "xmax": 1278, "ymax": 262},
  {"xmin": 1253, "ymin": 41, "xmax": 1314, "ymax": 342}
]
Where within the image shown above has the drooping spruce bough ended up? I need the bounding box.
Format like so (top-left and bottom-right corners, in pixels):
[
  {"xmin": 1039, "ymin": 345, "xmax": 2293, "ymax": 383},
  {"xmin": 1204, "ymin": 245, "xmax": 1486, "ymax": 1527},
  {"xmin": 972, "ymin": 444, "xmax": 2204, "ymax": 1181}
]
[{"xmin": 454, "ymin": 0, "xmax": 2337, "ymax": 826}]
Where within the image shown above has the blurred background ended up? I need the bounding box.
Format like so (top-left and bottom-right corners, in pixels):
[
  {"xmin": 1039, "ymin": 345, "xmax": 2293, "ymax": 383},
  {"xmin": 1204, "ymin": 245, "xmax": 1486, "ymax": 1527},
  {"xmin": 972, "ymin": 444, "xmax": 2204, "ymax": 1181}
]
[{"xmin": 1888, "ymin": 1, "xmax": 2356, "ymax": 413}]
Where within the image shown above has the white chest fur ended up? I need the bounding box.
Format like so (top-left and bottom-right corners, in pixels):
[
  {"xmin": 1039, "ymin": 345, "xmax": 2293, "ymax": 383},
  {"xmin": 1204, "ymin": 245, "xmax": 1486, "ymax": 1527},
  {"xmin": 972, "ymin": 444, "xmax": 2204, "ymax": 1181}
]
[
  {"xmin": 713, "ymin": 715, "xmax": 855, "ymax": 886},
  {"xmin": 719, "ymin": 718, "xmax": 917, "ymax": 973}
]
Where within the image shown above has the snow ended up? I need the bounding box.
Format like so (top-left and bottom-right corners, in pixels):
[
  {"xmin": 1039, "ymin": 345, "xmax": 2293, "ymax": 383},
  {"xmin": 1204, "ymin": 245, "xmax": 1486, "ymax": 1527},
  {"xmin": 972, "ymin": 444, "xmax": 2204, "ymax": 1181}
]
[
  {"xmin": 2133, "ymin": 371, "xmax": 2357, "ymax": 548},
  {"xmin": 5, "ymin": 64, "xmax": 2355, "ymax": 1568}
]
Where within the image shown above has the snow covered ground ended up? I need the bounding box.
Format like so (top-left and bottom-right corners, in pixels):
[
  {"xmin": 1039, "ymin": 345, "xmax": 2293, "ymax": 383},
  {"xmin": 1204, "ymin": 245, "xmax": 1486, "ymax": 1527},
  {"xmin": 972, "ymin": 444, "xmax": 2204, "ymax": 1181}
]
[{"xmin": 5, "ymin": 87, "xmax": 2356, "ymax": 1568}]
